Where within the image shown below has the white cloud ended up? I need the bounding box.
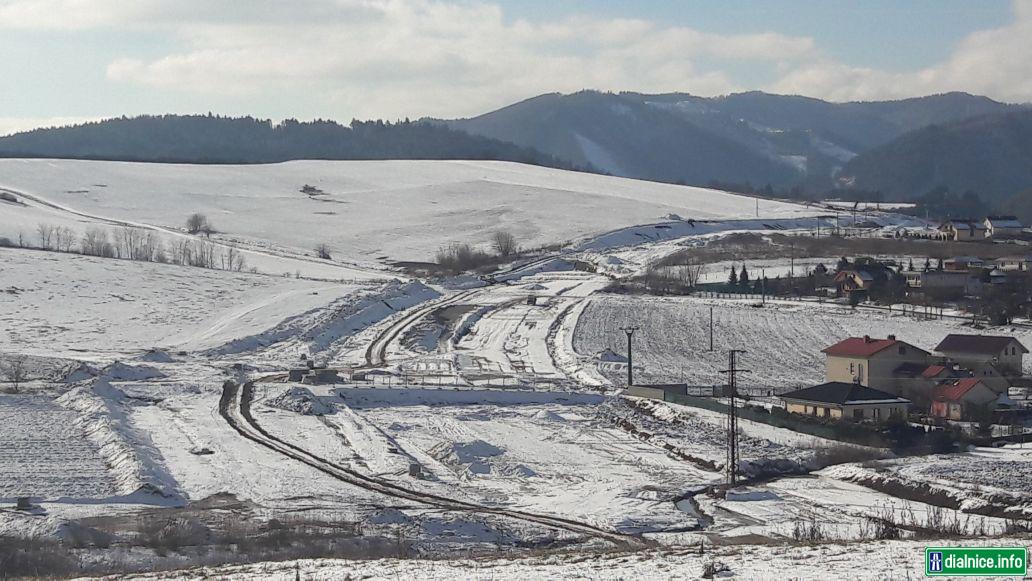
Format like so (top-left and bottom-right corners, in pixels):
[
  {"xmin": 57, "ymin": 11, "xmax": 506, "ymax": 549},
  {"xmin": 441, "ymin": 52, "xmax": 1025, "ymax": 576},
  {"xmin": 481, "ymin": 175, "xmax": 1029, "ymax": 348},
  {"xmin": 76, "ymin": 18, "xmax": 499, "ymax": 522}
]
[
  {"xmin": 92, "ymin": 0, "xmax": 816, "ymax": 118},
  {"xmin": 768, "ymin": 0, "xmax": 1032, "ymax": 102}
]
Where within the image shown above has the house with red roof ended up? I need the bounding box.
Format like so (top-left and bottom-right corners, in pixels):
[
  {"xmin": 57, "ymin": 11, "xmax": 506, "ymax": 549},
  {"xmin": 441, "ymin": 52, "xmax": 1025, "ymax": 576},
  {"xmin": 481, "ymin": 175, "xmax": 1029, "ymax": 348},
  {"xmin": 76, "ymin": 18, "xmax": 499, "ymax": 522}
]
[
  {"xmin": 822, "ymin": 335, "xmax": 930, "ymax": 395},
  {"xmin": 930, "ymin": 378, "xmax": 998, "ymax": 420}
]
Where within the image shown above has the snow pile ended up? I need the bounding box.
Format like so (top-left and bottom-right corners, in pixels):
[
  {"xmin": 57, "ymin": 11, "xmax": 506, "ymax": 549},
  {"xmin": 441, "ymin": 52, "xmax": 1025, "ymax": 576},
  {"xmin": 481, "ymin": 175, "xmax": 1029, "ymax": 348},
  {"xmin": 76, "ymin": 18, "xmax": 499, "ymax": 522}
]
[
  {"xmin": 138, "ymin": 349, "xmax": 175, "ymax": 363},
  {"xmin": 212, "ymin": 280, "xmax": 440, "ymax": 356},
  {"xmin": 450, "ymin": 305, "xmax": 493, "ymax": 346},
  {"xmin": 266, "ymin": 387, "xmax": 334, "ymax": 416},
  {"xmin": 62, "ymin": 361, "xmax": 99, "ymax": 383},
  {"xmin": 434, "ymin": 440, "xmax": 505, "ymax": 476},
  {"xmin": 56, "ymin": 378, "xmax": 180, "ymax": 499},
  {"xmin": 101, "ymin": 361, "xmax": 167, "ymax": 381},
  {"xmin": 532, "ymin": 409, "xmax": 565, "ymax": 422}
]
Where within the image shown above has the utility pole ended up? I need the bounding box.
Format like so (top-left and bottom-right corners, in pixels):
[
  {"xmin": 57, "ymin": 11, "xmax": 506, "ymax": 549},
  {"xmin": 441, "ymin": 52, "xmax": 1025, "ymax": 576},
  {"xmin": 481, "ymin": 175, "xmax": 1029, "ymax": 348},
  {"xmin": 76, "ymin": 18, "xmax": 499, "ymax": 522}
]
[
  {"xmin": 620, "ymin": 326, "xmax": 639, "ymax": 387},
  {"xmin": 708, "ymin": 306, "xmax": 714, "ymax": 352},
  {"xmin": 720, "ymin": 350, "xmax": 749, "ymax": 489},
  {"xmin": 761, "ymin": 267, "xmax": 766, "ymax": 305}
]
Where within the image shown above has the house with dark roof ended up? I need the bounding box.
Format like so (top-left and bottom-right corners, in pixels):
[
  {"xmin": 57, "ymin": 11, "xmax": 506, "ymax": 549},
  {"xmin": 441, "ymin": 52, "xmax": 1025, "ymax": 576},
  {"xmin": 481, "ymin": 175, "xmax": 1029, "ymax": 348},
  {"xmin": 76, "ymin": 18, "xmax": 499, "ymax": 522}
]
[
  {"xmin": 930, "ymin": 378, "xmax": 998, "ymax": 420},
  {"xmin": 934, "ymin": 334, "xmax": 1028, "ymax": 376},
  {"xmin": 822, "ymin": 335, "xmax": 930, "ymax": 395},
  {"xmin": 984, "ymin": 216, "xmax": 1024, "ymax": 239},
  {"xmin": 780, "ymin": 382, "xmax": 910, "ymax": 422}
]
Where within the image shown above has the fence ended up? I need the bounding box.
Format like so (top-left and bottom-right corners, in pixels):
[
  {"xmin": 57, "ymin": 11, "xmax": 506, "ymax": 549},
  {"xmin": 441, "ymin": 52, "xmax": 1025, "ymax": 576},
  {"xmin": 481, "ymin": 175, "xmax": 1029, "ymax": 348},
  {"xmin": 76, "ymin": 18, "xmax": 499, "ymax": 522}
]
[
  {"xmin": 630, "ymin": 390, "xmax": 891, "ymax": 448},
  {"xmin": 691, "ymin": 289, "xmax": 1031, "ymax": 327}
]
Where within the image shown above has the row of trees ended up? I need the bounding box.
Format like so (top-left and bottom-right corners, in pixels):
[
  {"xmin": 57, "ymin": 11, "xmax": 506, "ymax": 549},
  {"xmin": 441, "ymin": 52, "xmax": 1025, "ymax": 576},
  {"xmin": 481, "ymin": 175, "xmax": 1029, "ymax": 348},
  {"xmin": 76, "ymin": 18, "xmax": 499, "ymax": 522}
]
[
  {"xmin": 434, "ymin": 231, "xmax": 521, "ymax": 273},
  {"xmin": 6, "ymin": 222, "xmax": 249, "ymax": 272}
]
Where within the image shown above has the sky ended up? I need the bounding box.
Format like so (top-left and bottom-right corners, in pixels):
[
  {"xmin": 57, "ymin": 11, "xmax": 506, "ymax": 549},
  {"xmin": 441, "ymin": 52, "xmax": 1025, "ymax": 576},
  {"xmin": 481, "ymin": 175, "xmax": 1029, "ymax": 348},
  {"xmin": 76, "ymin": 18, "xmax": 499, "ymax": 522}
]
[{"xmin": 0, "ymin": 0, "xmax": 1030, "ymax": 136}]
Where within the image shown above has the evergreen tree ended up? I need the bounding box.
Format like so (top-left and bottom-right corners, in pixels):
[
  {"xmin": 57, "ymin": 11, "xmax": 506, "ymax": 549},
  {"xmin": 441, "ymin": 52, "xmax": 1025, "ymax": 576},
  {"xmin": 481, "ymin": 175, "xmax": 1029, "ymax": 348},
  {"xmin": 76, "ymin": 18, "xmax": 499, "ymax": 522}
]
[
  {"xmin": 907, "ymin": 258, "xmax": 914, "ymax": 271},
  {"xmin": 937, "ymin": 257, "xmax": 944, "ymax": 271},
  {"xmin": 924, "ymin": 258, "xmax": 931, "ymax": 272},
  {"xmin": 739, "ymin": 264, "xmax": 750, "ymax": 288},
  {"xmin": 837, "ymin": 256, "xmax": 850, "ymax": 272},
  {"xmin": 728, "ymin": 265, "xmax": 738, "ymax": 287}
]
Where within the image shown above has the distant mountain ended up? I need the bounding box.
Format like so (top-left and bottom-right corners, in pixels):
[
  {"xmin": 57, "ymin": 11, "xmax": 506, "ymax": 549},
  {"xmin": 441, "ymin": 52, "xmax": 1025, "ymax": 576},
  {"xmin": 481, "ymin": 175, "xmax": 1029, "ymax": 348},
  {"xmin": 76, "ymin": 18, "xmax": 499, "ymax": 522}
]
[
  {"xmin": 444, "ymin": 91, "xmax": 802, "ymax": 187},
  {"xmin": 445, "ymin": 90, "xmax": 1021, "ymax": 190},
  {"xmin": 0, "ymin": 115, "xmax": 588, "ymax": 170},
  {"xmin": 838, "ymin": 109, "xmax": 1032, "ymax": 201}
]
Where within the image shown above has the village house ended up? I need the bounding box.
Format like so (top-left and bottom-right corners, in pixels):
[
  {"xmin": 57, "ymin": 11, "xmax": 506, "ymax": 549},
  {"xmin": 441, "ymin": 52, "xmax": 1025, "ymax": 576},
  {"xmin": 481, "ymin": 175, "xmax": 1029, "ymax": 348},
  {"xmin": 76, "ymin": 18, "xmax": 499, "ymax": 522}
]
[
  {"xmin": 780, "ymin": 382, "xmax": 910, "ymax": 421},
  {"xmin": 822, "ymin": 335, "xmax": 930, "ymax": 394},
  {"xmin": 934, "ymin": 334, "xmax": 1028, "ymax": 377},
  {"xmin": 833, "ymin": 260, "xmax": 896, "ymax": 298},
  {"xmin": 943, "ymin": 256, "xmax": 985, "ymax": 271},
  {"xmin": 930, "ymin": 378, "xmax": 998, "ymax": 420},
  {"xmin": 994, "ymin": 255, "xmax": 1032, "ymax": 272},
  {"xmin": 939, "ymin": 220, "xmax": 987, "ymax": 242},
  {"xmin": 984, "ymin": 216, "xmax": 1024, "ymax": 239},
  {"xmin": 903, "ymin": 269, "xmax": 979, "ymax": 299}
]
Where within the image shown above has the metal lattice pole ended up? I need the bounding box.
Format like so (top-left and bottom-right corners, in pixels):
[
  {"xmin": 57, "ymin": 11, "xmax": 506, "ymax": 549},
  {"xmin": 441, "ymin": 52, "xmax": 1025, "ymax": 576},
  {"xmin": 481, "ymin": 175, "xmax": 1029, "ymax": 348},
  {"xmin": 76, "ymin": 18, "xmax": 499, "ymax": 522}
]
[{"xmin": 721, "ymin": 350, "xmax": 749, "ymax": 488}]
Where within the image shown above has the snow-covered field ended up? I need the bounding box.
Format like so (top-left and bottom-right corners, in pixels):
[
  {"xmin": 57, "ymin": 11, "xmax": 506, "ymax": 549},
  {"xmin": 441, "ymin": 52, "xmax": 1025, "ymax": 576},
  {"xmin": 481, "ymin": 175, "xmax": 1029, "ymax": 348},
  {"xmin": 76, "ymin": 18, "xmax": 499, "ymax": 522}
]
[
  {"xmin": 0, "ymin": 247, "xmax": 366, "ymax": 359},
  {"xmin": 573, "ymin": 294, "xmax": 1032, "ymax": 389},
  {"xmin": 0, "ymin": 159, "xmax": 818, "ymax": 267},
  {"xmin": 0, "ymin": 394, "xmax": 114, "ymax": 500}
]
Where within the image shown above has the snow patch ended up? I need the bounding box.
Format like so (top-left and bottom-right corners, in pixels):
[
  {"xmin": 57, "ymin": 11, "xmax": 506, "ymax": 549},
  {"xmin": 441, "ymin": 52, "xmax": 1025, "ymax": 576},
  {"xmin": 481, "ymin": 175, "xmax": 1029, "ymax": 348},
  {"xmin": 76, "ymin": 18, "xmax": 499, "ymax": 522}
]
[{"xmin": 266, "ymin": 387, "xmax": 334, "ymax": 416}]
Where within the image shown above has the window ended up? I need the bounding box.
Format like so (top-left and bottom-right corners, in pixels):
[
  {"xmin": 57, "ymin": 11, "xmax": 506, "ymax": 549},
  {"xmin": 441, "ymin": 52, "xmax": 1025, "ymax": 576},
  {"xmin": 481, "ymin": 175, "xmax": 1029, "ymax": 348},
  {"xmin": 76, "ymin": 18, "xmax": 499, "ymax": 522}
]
[
  {"xmin": 850, "ymin": 362, "xmax": 855, "ymax": 374},
  {"xmin": 872, "ymin": 408, "xmax": 881, "ymax": 419},
  {"xmin": 853, "ymin": 409, "xmax": 864, "ymax": 420}
]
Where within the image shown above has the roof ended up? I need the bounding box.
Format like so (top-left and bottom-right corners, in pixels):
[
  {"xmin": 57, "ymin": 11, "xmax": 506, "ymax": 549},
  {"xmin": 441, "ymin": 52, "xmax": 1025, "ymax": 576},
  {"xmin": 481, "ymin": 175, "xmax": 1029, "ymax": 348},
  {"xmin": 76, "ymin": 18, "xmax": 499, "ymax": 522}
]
[
  {"xmin": 943, "ymin": 220, "xmax": 986, "ymax": 230},
  {"xmin": 822, "ymin": 336, "xmax": 927, "ymax": 358},
  {"xmin": 780, "ymin": 382, "xmax": 909, "ymax": 405},
  {"xmin": 934, "ymin": 334, "xmax": 1029, "ymax": 355},
  {"xmin": 933, "ymin": 378, "xmax": 989, "ymax": 402},
  {"xmin": 922, "ymin": 364, "xmax": 948, "ymax": 379},
  {"xmin": 987, "ymin": 216, "xmax": 1023, "ymax": 228}
]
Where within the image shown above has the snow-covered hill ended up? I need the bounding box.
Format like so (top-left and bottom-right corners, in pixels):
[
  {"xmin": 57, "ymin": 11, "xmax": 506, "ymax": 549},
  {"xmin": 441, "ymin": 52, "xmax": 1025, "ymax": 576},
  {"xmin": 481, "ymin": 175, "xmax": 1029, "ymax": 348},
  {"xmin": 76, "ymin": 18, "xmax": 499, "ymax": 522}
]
[{"xmin": 0, "ymin": 159, "xmax": 817, "ymax": 268}]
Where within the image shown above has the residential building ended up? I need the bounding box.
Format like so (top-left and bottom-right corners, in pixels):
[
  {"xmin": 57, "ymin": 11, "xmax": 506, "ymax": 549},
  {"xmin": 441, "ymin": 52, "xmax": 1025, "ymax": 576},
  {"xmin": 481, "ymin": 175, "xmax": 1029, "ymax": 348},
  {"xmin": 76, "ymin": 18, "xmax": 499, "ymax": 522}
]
[
  {"xmin": 943, "ymin": 256, "xmax": 985, "ymax": 271},
  {"xmin": 994, "ymin": 255, "xmax": 1032, "ymax": 271},
  {"xmin": 780, "ymin": 382, "xmax": 910, "ymax": 421},
  {"xmin": 930, "ymin": 378, "xmax": 998, "ymax": 420},
  {"xmin": 939, "ymin": 220, "xmax": 987, "ymax": 242},
  {"xmin": 822, "ymin": 335, "xmax": 930, "ymax": 394},
  {"xmin": 933, "ymin": 334, "xmax": 1028, "ymax": 376},
  {"xmin": 903, "ymin": 270, "xmax": 979, "ymax": 299},
  {"xmin": 984, "ymin": 216, "xmax": 1024, "ymax": 238}
]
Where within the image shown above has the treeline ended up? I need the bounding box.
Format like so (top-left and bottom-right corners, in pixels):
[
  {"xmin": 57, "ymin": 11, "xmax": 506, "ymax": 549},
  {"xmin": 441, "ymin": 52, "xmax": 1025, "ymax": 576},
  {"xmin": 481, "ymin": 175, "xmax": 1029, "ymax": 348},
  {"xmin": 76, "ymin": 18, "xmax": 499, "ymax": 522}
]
[
  {"xmin": 1, "ymin": 223, "xmax": 248, "ymax": 271},
  {"xmin": 0, "ymin": 115, "xmax": 592, "ymax": 171}
]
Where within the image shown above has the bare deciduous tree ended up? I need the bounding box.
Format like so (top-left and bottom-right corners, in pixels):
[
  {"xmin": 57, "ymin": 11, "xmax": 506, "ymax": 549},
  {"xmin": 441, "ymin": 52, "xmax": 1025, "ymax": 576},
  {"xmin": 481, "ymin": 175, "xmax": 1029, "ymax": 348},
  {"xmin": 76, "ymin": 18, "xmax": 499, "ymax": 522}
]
[
  {"xmin": 36, "ymin": 223, "xmax": 56, "ymax": 250},
  {"xmin": 315, "ymin": 243, "xmax": 332, "ymax": 260},
  {"xmin": 1, "ymin": 356, "xmax": 27, "ymax": 393},
  {"xmin": 491, "ymin": 231, "xmax": 519, "ymax": 257}
]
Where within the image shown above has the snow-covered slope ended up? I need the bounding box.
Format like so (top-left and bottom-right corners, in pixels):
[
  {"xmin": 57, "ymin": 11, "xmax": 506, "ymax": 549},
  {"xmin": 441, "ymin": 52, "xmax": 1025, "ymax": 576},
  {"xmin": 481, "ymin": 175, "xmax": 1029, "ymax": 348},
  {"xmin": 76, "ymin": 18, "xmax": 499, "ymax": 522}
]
[{"xmin": 0, "ymin": 159, "xmax": 817, "ymax": 267}]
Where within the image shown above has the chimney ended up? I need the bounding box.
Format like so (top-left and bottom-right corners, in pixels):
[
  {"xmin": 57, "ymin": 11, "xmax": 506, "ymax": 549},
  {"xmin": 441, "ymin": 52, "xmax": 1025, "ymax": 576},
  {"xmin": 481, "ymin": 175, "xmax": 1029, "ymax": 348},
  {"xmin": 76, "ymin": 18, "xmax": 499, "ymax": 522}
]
[
  {"xmin": 887, "ymin": 334, "xmax": 896, "ymax": 340},
  {"xmin": 863, "ymin": 335, "xmax": 871, "ymax": 343}
]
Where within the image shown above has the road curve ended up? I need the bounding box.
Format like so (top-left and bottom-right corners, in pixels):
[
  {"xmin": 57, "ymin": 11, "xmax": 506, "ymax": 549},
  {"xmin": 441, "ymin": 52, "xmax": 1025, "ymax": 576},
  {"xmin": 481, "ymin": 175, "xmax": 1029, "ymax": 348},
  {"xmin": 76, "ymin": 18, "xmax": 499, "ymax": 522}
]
[
  {"xmin": 219, "ymin": 380, "xmax": 649, "ymax": 548},
  {"xmin": 363, "ymin": 288, "xmax": 483, "ymax": 367}
]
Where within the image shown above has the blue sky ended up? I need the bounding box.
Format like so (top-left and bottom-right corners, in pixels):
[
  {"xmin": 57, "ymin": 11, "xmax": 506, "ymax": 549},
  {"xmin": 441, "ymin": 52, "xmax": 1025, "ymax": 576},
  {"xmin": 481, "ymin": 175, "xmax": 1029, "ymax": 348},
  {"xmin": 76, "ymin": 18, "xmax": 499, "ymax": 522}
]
[{"xmin": 0, "ymin": 0, "xmax": 1028, "ymax": 136}]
